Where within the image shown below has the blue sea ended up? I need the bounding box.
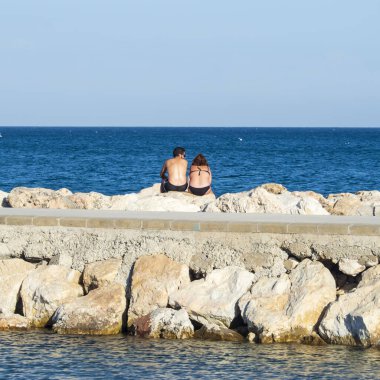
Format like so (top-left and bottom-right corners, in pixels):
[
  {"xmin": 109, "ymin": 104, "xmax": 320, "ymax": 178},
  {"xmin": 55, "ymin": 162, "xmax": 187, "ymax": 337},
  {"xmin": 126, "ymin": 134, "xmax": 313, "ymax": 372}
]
[{"xmin": 1, "ymin": 127, "xmax": 380, "ymax": 196}]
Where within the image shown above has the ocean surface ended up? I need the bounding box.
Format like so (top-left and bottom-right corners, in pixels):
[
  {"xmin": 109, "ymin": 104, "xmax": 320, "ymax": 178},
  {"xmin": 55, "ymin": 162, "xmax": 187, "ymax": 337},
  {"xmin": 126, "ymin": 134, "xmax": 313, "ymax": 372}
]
[
  {"xmin": 0, "ymin": 127, "xmax": 380, "ymax": 196},
  {"xmin": 0, "ymin": 331, "xmax": 379, "ymax": 379}
]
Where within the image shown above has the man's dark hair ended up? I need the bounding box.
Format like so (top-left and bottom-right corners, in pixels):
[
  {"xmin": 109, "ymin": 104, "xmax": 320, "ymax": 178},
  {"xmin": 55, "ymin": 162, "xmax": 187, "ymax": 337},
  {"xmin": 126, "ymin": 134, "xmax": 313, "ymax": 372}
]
[{"xmin": 173, "ymin": 147, "xmax": 186, "ymax": 157}]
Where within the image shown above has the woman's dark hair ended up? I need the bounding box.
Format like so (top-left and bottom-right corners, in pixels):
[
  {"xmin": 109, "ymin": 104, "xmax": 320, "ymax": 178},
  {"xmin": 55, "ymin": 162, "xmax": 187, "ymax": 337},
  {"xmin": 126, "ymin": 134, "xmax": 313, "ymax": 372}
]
[
  {"xmin": 192, "ymin": 153, "xmax": 209, "ymax": 167},
  {"xmin": 173, "ymin": 147, "xmax": 186, "ymax": 157}
]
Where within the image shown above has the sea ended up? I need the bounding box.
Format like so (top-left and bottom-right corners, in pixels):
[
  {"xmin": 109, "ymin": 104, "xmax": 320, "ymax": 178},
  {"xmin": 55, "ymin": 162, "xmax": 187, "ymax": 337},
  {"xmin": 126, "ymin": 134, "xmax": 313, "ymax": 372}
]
[
  {"xmin": 1, "ymin": 127, "xmax": 380, "ymax": 379},
  {"xmin": 1, "ymin": 127, "xmax": 380, "ymax": 196}
]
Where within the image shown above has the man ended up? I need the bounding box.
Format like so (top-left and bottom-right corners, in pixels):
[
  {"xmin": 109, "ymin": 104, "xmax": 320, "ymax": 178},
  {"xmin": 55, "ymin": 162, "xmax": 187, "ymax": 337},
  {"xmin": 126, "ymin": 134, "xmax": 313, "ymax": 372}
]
[{"xmin": 160, "ymin": 147, "xmax": 188, "ymax": 193}]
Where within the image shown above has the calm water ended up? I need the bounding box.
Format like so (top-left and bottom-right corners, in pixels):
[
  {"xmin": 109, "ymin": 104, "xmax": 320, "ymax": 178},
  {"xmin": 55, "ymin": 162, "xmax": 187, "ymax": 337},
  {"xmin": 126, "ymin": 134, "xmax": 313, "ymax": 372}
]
[
  {"xmin": 0, "ymin": 331, "xmax": 379, "ymax": 379},
  {"xmin": 0, "ymin": 127, "xmax": 379, "ymax": 197}
]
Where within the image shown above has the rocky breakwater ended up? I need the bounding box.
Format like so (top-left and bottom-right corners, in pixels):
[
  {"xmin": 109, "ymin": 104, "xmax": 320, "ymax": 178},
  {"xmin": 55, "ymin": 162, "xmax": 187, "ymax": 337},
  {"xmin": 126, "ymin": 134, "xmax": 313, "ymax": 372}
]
[
  {"xmin": 1, "ymin": 253, "xmax": 380, "ymax": 347},
  {"xmin": 1, "ymin": 183, "xmax": 380, "ymax": 215}
]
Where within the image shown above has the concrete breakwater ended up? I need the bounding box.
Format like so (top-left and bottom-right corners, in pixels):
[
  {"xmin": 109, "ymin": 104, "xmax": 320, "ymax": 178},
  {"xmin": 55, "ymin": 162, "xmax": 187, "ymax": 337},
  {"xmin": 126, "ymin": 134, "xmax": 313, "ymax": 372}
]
[{"xmin": 1, "ymin": 208, "xmax": 380, "ymax": 345}]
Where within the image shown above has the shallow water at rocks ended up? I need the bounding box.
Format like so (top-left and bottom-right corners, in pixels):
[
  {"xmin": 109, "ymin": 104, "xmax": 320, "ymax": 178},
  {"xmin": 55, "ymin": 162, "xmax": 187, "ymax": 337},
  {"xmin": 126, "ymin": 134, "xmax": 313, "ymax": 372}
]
[{"xmin": 0, "ymin": 331, "xmax": 379, "ymax": 379}]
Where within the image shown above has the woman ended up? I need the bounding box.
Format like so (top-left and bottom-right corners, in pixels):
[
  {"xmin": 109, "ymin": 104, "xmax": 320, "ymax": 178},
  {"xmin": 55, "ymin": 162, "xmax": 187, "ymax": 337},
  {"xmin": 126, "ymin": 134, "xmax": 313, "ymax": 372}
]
[{"xmin": 188, "ymin": 153, "xmax": 212, "ymax": 196}]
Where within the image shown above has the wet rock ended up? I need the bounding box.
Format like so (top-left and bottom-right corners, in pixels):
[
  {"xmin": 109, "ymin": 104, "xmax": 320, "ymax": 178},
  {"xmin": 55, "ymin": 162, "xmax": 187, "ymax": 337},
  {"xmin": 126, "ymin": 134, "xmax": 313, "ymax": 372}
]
[
  {"xmin": 319, "ymin": 265, "xmax": 380, "ymax": 346},
  {"xmin": 0, "ymin": 259, "xmax": 35, "ymax": 314},
  {"xmin": 169, "ymin": 266, "xmax": 255, "ymax": 327},
  {"xmin": 338, "ymin": 259, "xmax": 366, "ymax": 277},
  {"xmin": 20, "ymin": 265, "xmax": 83, "ymax": 327},
  {"xmin": 194, "ymin": 323, "xmax": 244, "ymax": 342},
  {"xmin": 82, "ymin": 258, "xmax": 122, "ymax": 293},
  {"xmin": 239, "ymin": 259, "xmax": 336, "ymax": 343},
  {"xmin": 0, "ymin": 313, "xmax": 30, "ymax": 330},
  {"xmin": 128, "ymin": 255, "xmax": 190, "ymax": 327},
  {"xmin": 134, "ymin": 308, "xmax": 194, "ymax": 339},
  {"xmin": 52, "ymin": 284, "xmax": 126, "ymax": 335}
]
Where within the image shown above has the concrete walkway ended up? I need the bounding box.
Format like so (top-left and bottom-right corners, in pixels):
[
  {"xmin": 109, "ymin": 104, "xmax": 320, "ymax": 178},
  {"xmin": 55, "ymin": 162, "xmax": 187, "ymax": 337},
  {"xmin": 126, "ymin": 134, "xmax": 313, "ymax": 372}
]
[{"xmin": 0, "ymin": 208, "xmax": 379, "ymax": 236}]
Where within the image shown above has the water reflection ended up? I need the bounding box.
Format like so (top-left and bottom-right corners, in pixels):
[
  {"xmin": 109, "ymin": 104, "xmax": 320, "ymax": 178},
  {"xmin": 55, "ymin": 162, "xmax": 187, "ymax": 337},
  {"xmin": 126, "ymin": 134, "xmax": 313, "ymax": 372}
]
[{"xmin": 0, "ymin": 331, "xmax": 379, "ymax": 379}]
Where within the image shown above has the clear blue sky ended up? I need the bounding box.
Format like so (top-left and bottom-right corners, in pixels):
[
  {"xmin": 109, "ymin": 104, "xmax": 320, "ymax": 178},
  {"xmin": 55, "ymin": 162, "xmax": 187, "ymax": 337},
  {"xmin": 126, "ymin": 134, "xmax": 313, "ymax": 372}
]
[{"xmin": 1, "ymin": 1, "xmax": 379, "ymax": 127}]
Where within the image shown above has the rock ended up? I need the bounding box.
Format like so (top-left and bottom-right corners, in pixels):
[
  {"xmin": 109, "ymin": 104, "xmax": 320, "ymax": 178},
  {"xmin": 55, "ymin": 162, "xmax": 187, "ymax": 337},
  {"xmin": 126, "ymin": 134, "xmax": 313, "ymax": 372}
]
[
  {"xmin": 169, "ymin": 266, "xmax": 255, "ymax": 327},
  {"xmin": 0, "ymin": 243, "xmax": 11, "ymax": 259},
  {"xmin": 262, "ymin": 183, "xmax": 287, "ymax": 194},
  {"xmin": 128, "ymin": 255, "xmax": 191, "ymax": 327},
  {"xmin": 239, "ymin": 259, "xmax": 336, "ymax": 343},
  {"xmin": 67, "ymin": 192, "xmax": 112, "ymax": 209},
  {"xmin": 82, "ymin": 258, "xmax": 122, "ymax": 293},
  {"xmin": 0, "ymin": 313, "xmax": 30, "ymax": 330},
  {"xmin": 329, "ymin": 194, "xmax": 362, "ymax": 216},
  {"xmin": 319, "ymin": 265, "xmax": 380, "ymax": 347},
  {"xmin": 358, "ymin": 255, "xmax": 378, "ymax": 268},
  {"xmin": 0, "ymin": 190, "xmax": 8, "ymax": 207},
  {"xmin": 247, "ymin": 332, "xmax": 256, "ymax": 343},
  {"xmin": 0, "ymin": 259, "xmax": 35, "ymax": 314},
  {"xmin": 284, "ymin": 258, "xmax": 299, "ymax": 271},
  {"xmin": 52, "ymin": 284, "xmax": 126, "ymax": 335},
  {"xmin": 338, "ymin": 259, "xmax": 366, "ymax": 276},
  {"xmin": 21, "ymin": 265, "xmax": 83, "ymax": 327},
  {"xmin": 194, "ymin": 323, "xmax": 244, "ymax": 341},
  {"xmin": 7, "ymin": 187, "xmax": 76, "ymax": 209},
  {"xmin": 204, "ymin": 184, "xmax": 328, "ymax": 215},
  {"xmin": 49, "ymin": 252, "xmax": 73, "ymax": 268},
  {"xmin": 134, "ymin": 308, "xmax": 194, "ymax": 339},
  {"xmin": 281, "ymin": 241, "xmax": 312, "ymax": 259}
]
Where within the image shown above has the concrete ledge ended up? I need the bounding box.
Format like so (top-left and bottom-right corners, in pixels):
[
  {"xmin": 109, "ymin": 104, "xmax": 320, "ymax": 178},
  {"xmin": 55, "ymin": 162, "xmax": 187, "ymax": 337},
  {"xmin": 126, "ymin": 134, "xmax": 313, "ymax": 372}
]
[{"xmin": 0, "ymin": 208, "xmax": 379, "ymax": 236}]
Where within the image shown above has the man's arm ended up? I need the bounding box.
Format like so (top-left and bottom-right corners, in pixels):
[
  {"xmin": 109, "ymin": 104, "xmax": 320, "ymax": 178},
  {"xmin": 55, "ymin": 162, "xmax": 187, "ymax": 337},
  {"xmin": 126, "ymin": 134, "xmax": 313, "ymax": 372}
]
[{"xmin": 160, "ymin": 161, "xmax": 168, "ymax": 179}]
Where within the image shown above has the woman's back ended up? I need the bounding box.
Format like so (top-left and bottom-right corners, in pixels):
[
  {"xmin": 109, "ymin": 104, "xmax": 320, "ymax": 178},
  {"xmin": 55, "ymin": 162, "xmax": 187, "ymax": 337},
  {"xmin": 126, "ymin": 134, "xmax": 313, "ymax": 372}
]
[{"xmin": 189, "ymin": 165, "xmax": 211, "ymax": 188}]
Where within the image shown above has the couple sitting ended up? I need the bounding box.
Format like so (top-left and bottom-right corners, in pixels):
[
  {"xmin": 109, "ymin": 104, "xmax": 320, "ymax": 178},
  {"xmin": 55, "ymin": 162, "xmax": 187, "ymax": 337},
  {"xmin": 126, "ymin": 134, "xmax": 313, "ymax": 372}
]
[{"xmin": 160, "ymin": 147, "xmax": 212, "ymax": 196}]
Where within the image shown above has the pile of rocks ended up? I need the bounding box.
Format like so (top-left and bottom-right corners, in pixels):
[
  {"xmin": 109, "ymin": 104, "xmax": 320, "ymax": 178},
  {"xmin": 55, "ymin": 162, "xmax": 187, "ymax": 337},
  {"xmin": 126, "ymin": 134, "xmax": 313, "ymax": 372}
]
[
  {"xmin": 1, "ymin": 253, "xmax": 380, "ymax": 347},
  {"xmin": 1, "ymin": 183, "xmax": 380, "ymax": 215}
]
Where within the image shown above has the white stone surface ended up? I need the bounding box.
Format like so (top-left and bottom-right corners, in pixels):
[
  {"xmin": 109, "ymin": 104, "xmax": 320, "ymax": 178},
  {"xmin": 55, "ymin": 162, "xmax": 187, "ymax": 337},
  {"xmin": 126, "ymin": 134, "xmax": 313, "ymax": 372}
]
[
  {"xmin": 319, "ymin": 264, "xmax": 380, "ymax": 346},
  {"xmin": 338, "ymin": 258, "xmax": 366, "ymax": 276},
  {"xmin": 52, "ymin": 283, "xmax": 126, "ymax": 335},
  {"xmin": 20, "ymin": 265, "xmax": 83, "ymax": 327},
  {"xmin": 169, "ymin": 266, "xmax": 255, "ymax": 327},
  {"xmin": 135, "ymin": 308, "xmax": 194, "ymax": 339},
  {"xmin": 239, "ymin": 259, "xmax": 336, "ymax": 343},
  {"xmin": 128, "ymin": 255, "xmax": 191, "ymax": 327},
  {"xmin": 0, "ymin": 259, "xmax": 35, "ymax": 314},
  {"xmin": 82, "ymin": 258, "xmax": 122, "ymax": 293}
]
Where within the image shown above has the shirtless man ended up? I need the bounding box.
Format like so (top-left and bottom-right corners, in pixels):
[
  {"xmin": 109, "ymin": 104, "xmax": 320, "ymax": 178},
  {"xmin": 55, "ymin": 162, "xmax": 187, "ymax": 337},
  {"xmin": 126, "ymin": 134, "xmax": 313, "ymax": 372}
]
[{"xmin": 160, "ymin": 147, "xmax": 188, "ymax": 193}]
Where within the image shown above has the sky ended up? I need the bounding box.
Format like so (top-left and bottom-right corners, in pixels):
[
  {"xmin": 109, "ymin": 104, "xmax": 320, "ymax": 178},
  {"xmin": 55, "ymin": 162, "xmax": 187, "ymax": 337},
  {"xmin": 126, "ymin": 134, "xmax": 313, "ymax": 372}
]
[{"xmin": 0, "ymin": 1, "xmax": 379, "ymax": 127}]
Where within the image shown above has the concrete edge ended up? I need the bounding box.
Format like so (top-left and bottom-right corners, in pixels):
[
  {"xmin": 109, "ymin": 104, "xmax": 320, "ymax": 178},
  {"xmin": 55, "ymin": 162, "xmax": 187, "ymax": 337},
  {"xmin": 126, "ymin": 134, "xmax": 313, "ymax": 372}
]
[{"xmin": 0, "ymin": 210, "xmax": 379, "ymax": 236}]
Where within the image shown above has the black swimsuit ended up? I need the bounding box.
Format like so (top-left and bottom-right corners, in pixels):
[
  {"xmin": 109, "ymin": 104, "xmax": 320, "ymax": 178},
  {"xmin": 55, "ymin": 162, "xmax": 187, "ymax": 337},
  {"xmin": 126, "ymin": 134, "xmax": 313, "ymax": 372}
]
[
  {"xmin": 163, "ymin": 180, "xmax": 188, "ymax": 192},
  {"xmin": 189, "ymin": 166, "xmax": 211, "ymax": 196}
]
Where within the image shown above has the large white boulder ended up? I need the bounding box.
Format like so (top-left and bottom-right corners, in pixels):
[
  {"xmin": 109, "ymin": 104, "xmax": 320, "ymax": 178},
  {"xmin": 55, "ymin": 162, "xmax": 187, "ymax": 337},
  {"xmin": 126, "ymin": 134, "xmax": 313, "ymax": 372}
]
[
  {"xmin": 52, "ymin": 283, "xmax": 126, "ymax": 335},
  {"xmin": 7, "ymin": 187, "xmax": 75, "ymax": 209},
  {"xmin": 128, "ymin": 255, "xmax": 191, "ymax": 327},
  {"xmin": 204, "ymin": 184, "xmax": 329, "ymax": 215},
  {"xmin": 239, "ymin": 259, "xmax": 336, "ymax": 343},
  {"xmin": 169, "ymin": 266, "xmax": 255, "ymax": 327},
  {"xmin": 20, "ymin": 265, "xmax": 83, "ymax": 327},
  {"xmin": 134, "ymin": 308, "xmax": 194, "ymax": 339},
  {"xmin": 0, "ymin": 259, "xmax": 35, "ymax": 314},
  {"xmin": 319, "ymin": 265, "xmax": 380, "ymax": 347}
]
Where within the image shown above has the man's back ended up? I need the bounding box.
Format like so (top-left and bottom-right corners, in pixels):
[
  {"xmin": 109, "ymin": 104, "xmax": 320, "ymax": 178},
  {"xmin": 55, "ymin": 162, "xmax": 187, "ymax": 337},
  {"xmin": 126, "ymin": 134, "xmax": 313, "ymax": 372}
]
[{"xmin": 165, "ymin": 156, "xmax": 188, "ymax": 186}]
